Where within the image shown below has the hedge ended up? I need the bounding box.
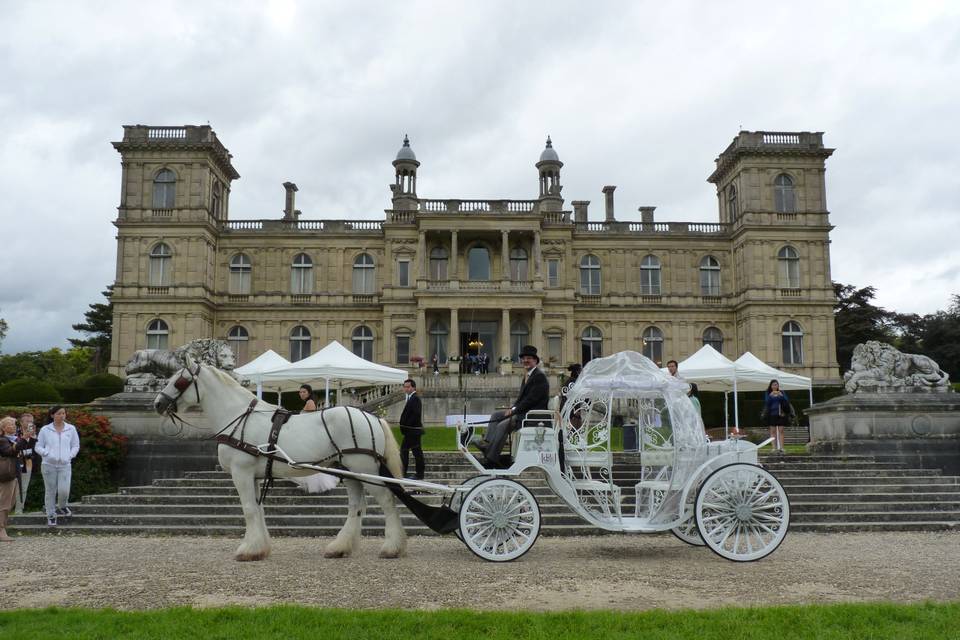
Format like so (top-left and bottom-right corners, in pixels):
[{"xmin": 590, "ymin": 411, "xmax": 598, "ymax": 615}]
[{"xmin": 0, "ymin": 378, "xmax": 62, "ymax": 404}]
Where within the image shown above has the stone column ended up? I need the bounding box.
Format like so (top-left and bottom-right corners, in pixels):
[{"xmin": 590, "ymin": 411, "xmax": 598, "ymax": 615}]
[
  {"xmin": 450, "ymin": 230, "xmax": 458, "ymax": 280},
  {"xmin": 500, "ymin": 308, "xmax": 511, "ymax": 360},
  {"xmin": 416, "ymin": 308, "xmax": 426, "ymax": 360},
  {"xmin": 448, "ymin": 307, "xmax": 459, "ymax": 359},
  {"xmin": 533, "ymin": 230, "xmax": 542, "ymax": 280},
  {"xmin": 533, "ymin": 308, "xmax": 543, "ymax": 350},
  {"xmin": 501, "ymin": 230, "xmax": 510, "ymax": 282},
  {"xmin": 417, "ymin": 230, "xmax": 427, "ymax": 280}
]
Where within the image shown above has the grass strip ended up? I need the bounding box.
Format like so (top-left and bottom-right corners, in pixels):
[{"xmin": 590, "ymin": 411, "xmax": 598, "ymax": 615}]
[{"xmin": 1, "ymin": 602, "xmax": 958, "ymax": 640}]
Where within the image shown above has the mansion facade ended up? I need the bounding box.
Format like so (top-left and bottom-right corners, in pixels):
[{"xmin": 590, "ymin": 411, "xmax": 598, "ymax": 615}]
[{"xmin": 109, "ymin": 125, "xmax": 841, "ymax": 384}]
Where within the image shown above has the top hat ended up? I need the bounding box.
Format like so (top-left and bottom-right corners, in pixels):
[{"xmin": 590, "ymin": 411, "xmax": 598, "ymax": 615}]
[{"xmin": 518, "ymin": 345, "xmax": 540, "ymax": 362}]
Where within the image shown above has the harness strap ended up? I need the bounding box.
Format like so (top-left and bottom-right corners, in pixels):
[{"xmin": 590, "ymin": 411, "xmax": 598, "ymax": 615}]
[
  {"xmin": 361, "ymin": 410, "xmax": 378, "ymax": 451},
  {"xmin": 319, "ymin": 408, "xmax": 341, "ymax": 457},
  {"xmin": 347, "ymin": 407, "xmax": 359, "ymax": 448},
  {"xmin": 258, "ymin": 407, "xmax": 294, "ymax": 504},
  {"xmin": 213, "ymin": 436, "xmax": 389, "ymax": 474}
]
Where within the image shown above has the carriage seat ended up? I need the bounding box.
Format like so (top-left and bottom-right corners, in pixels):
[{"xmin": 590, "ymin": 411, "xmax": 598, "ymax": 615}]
[
  {"xmin": 639, "ymin": 448, "xmax": 675, "ymax": 468},
  {"xmin": 509, "ymin": 410, "xmax": 559, "ymax": 458}
]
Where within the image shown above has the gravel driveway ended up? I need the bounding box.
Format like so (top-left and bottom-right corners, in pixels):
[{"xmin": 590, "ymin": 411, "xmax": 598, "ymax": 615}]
[{"xmin": 3, "ymin": 532, "xmax": 958, "ymax": 611}]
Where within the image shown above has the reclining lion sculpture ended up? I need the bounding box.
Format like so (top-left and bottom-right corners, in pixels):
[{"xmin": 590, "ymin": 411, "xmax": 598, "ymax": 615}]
[
  {"xmin": 125, "ymin": 338, "xmax": 238, "ymax": 391},
  {"xmin": 843, "ymin": 341, "xmax": 950, "ymax": 394}
]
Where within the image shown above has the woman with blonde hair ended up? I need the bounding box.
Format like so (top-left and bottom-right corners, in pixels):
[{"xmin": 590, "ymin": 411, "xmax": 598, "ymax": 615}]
[{"xmin": 1, "ymin": 416, "xmax": 28, "ymax": 541}]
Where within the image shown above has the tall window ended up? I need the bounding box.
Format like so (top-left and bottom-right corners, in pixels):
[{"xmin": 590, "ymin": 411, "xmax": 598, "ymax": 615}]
[
  {"xmin": 579, "ymin": 254, "xmax": 601, "ymax": 295},
  {"xmin": 229, "ymin": 253, "xmax": 252, "ymax": 294},
  {"xmin": 509, "ymin": 248, "xmax": 529, "ymax": 281},
  {"xmin": 289, "ymin": 325, "xmax": 311, "ymax": 362},
  {"xmin": 510, "ymin": 321, "xmax": 529, "ymax": 361},
  {"xmin": 778, "ymin": 246, "xmax": 800, "ymax": 289},
  {"xmin": 581, "ymin": 326, "xmax": 602, "ymax": 364},
  {"xmin": 152, "ymin": 169, "xmax": 176, "ymax": 209},
  {"xmin": 290, "ymin": 253, "xmax": 313, "ymax": 294},
  {"xmin": 227, "ymin": 325, "xmax": 249, "ymax": 364},
  {"xmin": 703, "ymin": 327, "xmax": 723, "ymax": 353},
  {"xmin": 146, "ymin": 319, "xmax": 169, "ymax": 350},
  {"xmin": 397, "ymin": 259, "xmax": 410, "ymax": 287},
  {"xmin": 429, "ymin": 321, "xmax": 448, "ymax": 363},
  {"xmin": 699, "ymin": 255, "xmax": 721, "ymax": 296},
  {"xmin": 429, "ymin": 247, "xmax": 448, "ymax": 280},
  {"xmin": 148, "ymin": 242, "xmax": 172, "ymax": 286},
  {"xmin": 352, "ymin": 253, "xmax": 375, "ymax": 294},
  {"xmin": 547, "ymin": 258, "xmax": 560, "ymax": 287},
  {"xmin": 395, "ymin": 334, "xmax": 410, "ymax": 365},
  {"xmin": 547, "ymin": 333, "xmax": 562, "ymax": 365},
  {"xmin": 467, "ymin": 246, "xmax": 490, "ymax": 280},
  {"xmin": 728, "ymin": 185, "xmax": 738, "ymax": 221},
  {"xmin": 782, "ymin": 321, "xmax": 803, "ymax": 365},
  {"xmin": 774, "ymin": 174, "xmax": 796, "ymax": 213},
  {"xmin": 640, "ymin": 254, "xmax": 661, "ymax": 295},
  {"xmin": 211, "ymin": 181, "xmax": 222, "ymax": 219},
  {"xmin": 642, "ymin": 326, "xmax": 664, "ymax": 365},
  {"xmin": 352, "ymin": 325, "xmax": 374, "ymax": 361}
]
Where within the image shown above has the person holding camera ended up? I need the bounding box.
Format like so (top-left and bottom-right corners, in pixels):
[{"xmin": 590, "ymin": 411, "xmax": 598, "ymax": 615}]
[{"xmin": 1, "ymin": 416, "xmax": 30, "ymax": 541}]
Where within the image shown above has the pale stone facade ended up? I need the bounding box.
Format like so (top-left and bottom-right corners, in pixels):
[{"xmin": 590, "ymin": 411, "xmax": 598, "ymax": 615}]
[{"xmin": 109, "ymin": 126, "xmax": 841, "ymax": 384}]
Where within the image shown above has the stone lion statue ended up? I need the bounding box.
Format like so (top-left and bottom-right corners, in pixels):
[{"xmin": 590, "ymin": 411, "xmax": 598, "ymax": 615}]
[
  {"xmin": 124, "ymin": 338, "xmax": 238, "ymax": 392},
  {"xmin": 843, "ymin": 341, "xmax": 950, "ymax": 394}
]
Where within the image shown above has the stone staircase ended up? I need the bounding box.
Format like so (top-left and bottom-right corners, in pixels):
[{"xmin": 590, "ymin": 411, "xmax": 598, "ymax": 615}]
[{"xmin": 12, "ymin": 453, "xmax": 960, "ymax": 536}]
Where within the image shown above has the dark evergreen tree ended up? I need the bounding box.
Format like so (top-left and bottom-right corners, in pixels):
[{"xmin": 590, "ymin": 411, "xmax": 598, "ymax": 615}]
[
  {"xmin": 833, "ymin": 282, "xmax": 895, "ymax": 373},
  {"xmin": 919, "ymin": 295, "xmax": 960, "ymax": 379},
  {"xmin": 70, "ymin": 285, "xmax": 114, "ymax": 373}
]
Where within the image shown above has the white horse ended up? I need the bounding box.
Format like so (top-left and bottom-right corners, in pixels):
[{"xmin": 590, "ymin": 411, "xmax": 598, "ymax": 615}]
[{"xmin": 153, "ymin": 359, "xmax": 407, "ymax": 561}]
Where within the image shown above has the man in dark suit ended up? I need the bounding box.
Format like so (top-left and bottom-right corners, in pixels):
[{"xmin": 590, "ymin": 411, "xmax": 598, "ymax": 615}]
[
  {"xmin": 399, "ymin": 378, "xmax": 425, "ymax": 479},
  {"xmin": 473, "ymin": 345, "xmax": 549, "ymax": 467}
]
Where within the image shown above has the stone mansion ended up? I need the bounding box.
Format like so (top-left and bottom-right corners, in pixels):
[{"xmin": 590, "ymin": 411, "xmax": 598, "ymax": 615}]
[{"xmin": 108, "ymin": 125, "xmax": 841, "ymax": 384}]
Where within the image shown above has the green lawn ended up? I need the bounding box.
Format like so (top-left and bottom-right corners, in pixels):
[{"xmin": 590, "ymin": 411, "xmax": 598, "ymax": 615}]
[{"xmin": 1, "ymin": 603, "xmax": 958, "ymax": 639}]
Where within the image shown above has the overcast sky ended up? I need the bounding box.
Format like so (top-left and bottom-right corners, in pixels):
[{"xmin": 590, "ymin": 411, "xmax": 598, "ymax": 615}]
[{"xmin": 1, "ymin": 1, "xmax": 958, "ymax": 354}]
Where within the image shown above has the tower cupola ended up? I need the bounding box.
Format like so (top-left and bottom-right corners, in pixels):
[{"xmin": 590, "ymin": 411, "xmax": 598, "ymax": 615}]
[{"xmin": 391, "ymin": 134, "xmax": 420, "ymax": 210}]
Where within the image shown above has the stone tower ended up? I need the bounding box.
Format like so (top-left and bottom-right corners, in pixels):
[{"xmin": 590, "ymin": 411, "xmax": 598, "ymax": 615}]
[
  {"xmin": 390, "ymin": 135, "xmax": 420, "ymax": 211},
  {"xmin": 536, "ymin": 136, "xmax": 564, "ymax": 212}
]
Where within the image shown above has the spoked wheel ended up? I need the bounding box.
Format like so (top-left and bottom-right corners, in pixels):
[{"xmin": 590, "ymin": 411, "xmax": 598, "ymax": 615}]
[
  {"xmin": 458, "ymin": 478, "xmax": 541, "ymax": 562},
  {"xmin": 672, "ymin": 478, "xmax": 706, "ymax": 546},
  {"xmin": 449, "ymin": 475, "xmax": 491, "ymax": 541},
  {"xmin": 695, "ymin": 463, "xmax": 790, "ymax": 562}
]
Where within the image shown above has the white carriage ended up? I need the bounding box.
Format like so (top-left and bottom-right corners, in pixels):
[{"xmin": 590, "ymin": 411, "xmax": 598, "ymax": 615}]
[{"xmin": 447, "ymin": 350, "xmax": 790, "ymax": 562}]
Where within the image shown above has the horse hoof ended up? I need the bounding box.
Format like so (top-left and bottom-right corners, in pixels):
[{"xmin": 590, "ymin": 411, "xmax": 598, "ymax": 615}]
[
  {"xmin": 324, "ymin": 548, "xmax": 351, "ymax": 559},
  {"xmin": 378, "ymin": 545, "xmax": 405, "ymax": 559},
  {"xmin": 235, "ymin": 550, "xmax": 269, "ymax": 562}
]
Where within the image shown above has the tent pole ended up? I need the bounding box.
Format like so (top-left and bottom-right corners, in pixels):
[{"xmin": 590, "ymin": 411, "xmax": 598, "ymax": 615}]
[
  {"xmin": 724, "ymin": 392, "xmax": 729, "ymax": 438},
  {"xmin": 256, "ymin": 382, "xmax": 263, "ymax": 399},
  {"xmin": 325, "ymin": 378, "xmax": 330, "ymax": 407},
  {"xmin": 732, "ymin": 377, "xmax": 740, "ymax": 434}
]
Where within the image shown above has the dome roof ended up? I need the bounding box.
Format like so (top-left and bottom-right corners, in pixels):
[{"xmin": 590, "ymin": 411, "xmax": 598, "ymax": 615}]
[
  {"xmin": 395, "ymin": 134, "xmax": 417, "ymax": 161},
  {"xmin": 539, "ymin": 136, "xmax": 560, "ymax": 163}
]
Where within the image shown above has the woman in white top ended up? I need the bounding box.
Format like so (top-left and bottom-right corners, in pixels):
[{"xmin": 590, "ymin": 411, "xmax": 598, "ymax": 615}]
[{"xmin": 35, "ymin": 406, "xmax": 80, "ymax": 527}]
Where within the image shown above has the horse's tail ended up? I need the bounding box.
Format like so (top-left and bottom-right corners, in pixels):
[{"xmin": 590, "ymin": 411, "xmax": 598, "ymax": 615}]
[{"xmin": 378, "ymin": 418, "xmax": 403, "ymax": 479}]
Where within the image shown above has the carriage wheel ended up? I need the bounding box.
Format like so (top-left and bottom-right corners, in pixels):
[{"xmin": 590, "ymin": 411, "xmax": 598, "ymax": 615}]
[
  {"xmin": 671, "ymin": 512, "xmax": 706, "ymax": 546},
  {"xmin": 695, "ymin": 463, "xmax": 790, "ymax": 562},
  {"xmin": 450, "ymin": 475, "xmax": 491, "ymax": 541},
  {"xmin": 458, "ymin": 478, "xmax": 541, "ymax": 562}
]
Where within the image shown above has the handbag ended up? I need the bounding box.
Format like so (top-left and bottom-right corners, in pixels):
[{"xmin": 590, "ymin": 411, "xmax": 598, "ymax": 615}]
[{"xmin": 0, "ymin": 454, "xmax": 16, "ymax": 482}]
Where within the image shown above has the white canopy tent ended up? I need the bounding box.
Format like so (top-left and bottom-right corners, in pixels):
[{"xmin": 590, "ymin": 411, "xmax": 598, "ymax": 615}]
[
  {"xmin": 259, "ymin": 340, "xmax": 408, "ymax": 404},
  {"xmin": 233, "ymin": 349, "xmax": 293, "ymax": 399},
  {"xmin": 734, "ymin": 352, "xmax": 813, "ymax": 405}
]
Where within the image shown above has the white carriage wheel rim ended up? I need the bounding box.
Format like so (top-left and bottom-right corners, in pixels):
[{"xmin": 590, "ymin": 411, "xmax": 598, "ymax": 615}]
[
  {"xmin": 459, "ymin": 478, "xmax": 541, "ymax": 562},
  {"xmin": 695, "ymin": 463, "xmax": 790, "ymax": 562},
  {"xmin": 671, "ymin": 514, "xmax": 706, "ymax": 546},
  {"xmin": 451, "ymin": 475, "xmax": 490, "ymax": 541}
]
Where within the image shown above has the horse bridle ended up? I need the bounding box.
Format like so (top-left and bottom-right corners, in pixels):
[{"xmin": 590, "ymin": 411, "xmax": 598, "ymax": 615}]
[{"xmin": 158, "ymin": 362, "xmax": 203, "ymax": 417}]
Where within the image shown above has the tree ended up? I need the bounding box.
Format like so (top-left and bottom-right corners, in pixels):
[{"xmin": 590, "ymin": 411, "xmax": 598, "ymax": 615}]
[
  {"xmin": 919, "ymin": 294, "xmax": 960, "ymax": 380},
  {"xmin": 0, "ymin": 313, "xmax": 8, "ymax": 352},
  {"xmin": 70, "ymin": 285, "xmax": 114, "ymax": 373},
  {"xmin": 833, "ymin": 282, "xmax": 895, "ymax": 373}
]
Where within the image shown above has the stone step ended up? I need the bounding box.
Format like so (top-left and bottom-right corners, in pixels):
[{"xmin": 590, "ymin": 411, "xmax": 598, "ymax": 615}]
[
  {"xmin": 791, "ymin": 510, "xmax": 960, "ymax": 524},
  {"xmin": 785, "ymin": 491, "xmax": 960, "ymax": 502},
  {"xmin": 768, "ymin": 469, "xmax": 944, "ymax": 479}
]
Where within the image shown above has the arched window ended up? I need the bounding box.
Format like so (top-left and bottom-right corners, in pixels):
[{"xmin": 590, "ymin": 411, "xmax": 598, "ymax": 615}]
[
  {"xmin": 146, "ymin": 319, "xmax": 169, "ymax": 350},
  {"xmin": 509, "ymin": 248, "xmax": 529, "ymax": 281},
  {"xmin": 352, "ymin": 253, "xmax": 375, "ymax": 294},
  {"xmin": 642, "ymin": 326, "xmax": 664, "ymax": 365},
  {"xmin": 148, "ymin": 242, "xmax": 172, "ymax": 286},
  {"xmin": 640, "ymin": 255, "xmax": 661, "ymax": 295},
  {"xmin": 728, "ymin": 185, "xmax": 738, "ymax": 221},
  {"xmin": 581, "ymin": 326, "xmax": 602, "ymax": 364},
  {"xmin": 774, "ymin": 174, "xmax": 796, "ymax": 213},
  {"xmin": 782, "ymin": 321, "xmax": 803, "ymax": 365},
  {"xmin": 703, "ymin": 327, "xmax": 723, "ymax": 353},
  {"xmin": 699, "ymin": 255, "xmax": 721, "ymax": 296},
  {"xmin": 510, "ymin": 321, "xmax": 530, "ymax": 361},
  {"xmin": 152, "ymin": 169, "xmax": 176, "ymax": 209},
  {"xmin": 211, "ymin": 181, "xmax": 222, "ymax": 219},
  {"xmin": 778, "ymin": 246, "xmax": 800, "ymax": 289},
  {"xmin": 429, "ymin": 246, "xmax": 448, "ymax": 280},
  {"xmin": 289, "ymin": 325, "xmax": 311, "ymax": 362},
  {"xmin": 291, "ymin": 253, "xmax": 313, "ymax": 294},
  {"xmin": 467, "ymin": 246, "xmax": 490, "ymax": 280},
  {"xmin": 429, "ymin": 321, "xmax": 448, "ymax": 363},
  {"xmin": 229, "ymin": 253, "xmax": 252, "ymax": 294},
  {"xmin": 352, "ymin": 325, "xmax": 374, "ymax": 361},
  {"xmin": 579, "ymin": 254, "xmax": 601, "ymax": 295},
  {"xmin": 227, "ymin": 325, "xmax": 249, "ymax": 364}
]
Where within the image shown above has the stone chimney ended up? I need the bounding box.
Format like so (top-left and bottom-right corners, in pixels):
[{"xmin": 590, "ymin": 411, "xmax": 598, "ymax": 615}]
[
  {"xmin": 639, "ymin": 206, "xmax": 656, "ymax": 223},
  {"xmin": 572, "ymin": 200, "xmax": 590, "ymax": 223},
  {"xmin": 283, "ymin": 182, "xmax": 298, "ymax": 220},
  {"xmin": 602, "ymin": 186, "xmax": 616, "ymax": 222}
]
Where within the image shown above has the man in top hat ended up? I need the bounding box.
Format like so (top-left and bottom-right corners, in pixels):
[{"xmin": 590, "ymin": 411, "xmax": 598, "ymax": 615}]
[{"xmin": 472, "ymin": 345, "xmax": 550, "ymax": 467}]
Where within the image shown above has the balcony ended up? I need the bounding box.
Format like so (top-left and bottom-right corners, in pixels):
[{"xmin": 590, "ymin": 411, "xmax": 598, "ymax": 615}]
[
  {"xmin": 576, "ymin": 221, "xmax": 727, "ymax": 235},
  {"xmin": 352, "ymin": 294, "xmax": 377, "ymax": 305},
  {"xmin": 151, "ymin": 209, "xmax": 173, "ymax": 218},
  {"xmin": 291, "ymin": 294, "xmax": 313, "ymax": 304},
  {"xmin": 146, "ymin": 286, "xmax": 170, "ymax": 295},
  {"xmin": 779, "ymin": 288, "xmax": 803, "ymax": 298},
  {"xmin": 701, "ymin": 295, "xmax": 722, "ymax": 305},
  {"xmin": 227, "ymin": 294, "xmax": 249, "ymax": 303},
  {"xmin": 418, "ymin": 199, "xmax": 539, "ymax": 214},
  {"xmin": 579, "ymin": 293, "xmax": 602, "ymax": 305},
  {"xmin": 640, "ymin": 294, "xmax": 662, "ymax": 304}
]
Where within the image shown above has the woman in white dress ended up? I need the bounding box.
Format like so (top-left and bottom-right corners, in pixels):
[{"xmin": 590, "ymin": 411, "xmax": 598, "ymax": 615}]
[{"xmin": 291, "ymin": 384, "xmax": 340, "ymax": 494}]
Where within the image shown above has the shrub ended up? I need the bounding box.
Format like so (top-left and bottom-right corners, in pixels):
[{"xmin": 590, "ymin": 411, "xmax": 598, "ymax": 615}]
[
  {"xmin": 0, "ymin": 378, "xmax": 62, "ymax": 404},
  {"xmin": 84, "ymin": 373, "xmax": 124, "ymax": 397}
]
